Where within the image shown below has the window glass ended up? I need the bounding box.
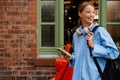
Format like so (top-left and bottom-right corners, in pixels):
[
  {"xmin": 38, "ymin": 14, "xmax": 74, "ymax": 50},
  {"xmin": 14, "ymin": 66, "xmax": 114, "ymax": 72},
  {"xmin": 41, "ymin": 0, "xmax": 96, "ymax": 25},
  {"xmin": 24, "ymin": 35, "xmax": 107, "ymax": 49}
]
[
  {"xmin": 107, "ymin": 26, "xmax": 120, "ymax": 42},
  {"xmin": 41, "ymin": 0, "xmax": 55, "ymax": 22},
  {"xmin": 107, "ymin": 1, "xmax": 120, "ymax": 22},
  {"xmin": 41, "ymin": 25, "xmax": 55, "ymax": 47}
]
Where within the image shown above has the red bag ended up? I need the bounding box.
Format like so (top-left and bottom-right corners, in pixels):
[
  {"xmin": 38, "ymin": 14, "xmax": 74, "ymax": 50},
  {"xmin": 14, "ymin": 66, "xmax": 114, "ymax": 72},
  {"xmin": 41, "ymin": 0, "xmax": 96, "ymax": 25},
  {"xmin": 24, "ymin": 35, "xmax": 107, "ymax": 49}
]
[
  {"xmin": 50, "ymin": 43, "xmax": 73, "ymax": 80},
  {"xmin": 50, "ymin": 58, "xmax": 73, "ymax": 80}
]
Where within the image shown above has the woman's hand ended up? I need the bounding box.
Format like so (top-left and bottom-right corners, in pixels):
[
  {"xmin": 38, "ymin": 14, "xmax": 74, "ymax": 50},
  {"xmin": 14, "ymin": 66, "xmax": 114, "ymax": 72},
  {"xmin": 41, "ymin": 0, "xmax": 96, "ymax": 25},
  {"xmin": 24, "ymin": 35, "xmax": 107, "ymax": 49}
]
[
  {"xmin": 86, "ymin": 32, "xmax": 94, "ymax": 48},
  {"xmin": 64, "ymin": 55, "xmax": 73, "ymax": 60}
]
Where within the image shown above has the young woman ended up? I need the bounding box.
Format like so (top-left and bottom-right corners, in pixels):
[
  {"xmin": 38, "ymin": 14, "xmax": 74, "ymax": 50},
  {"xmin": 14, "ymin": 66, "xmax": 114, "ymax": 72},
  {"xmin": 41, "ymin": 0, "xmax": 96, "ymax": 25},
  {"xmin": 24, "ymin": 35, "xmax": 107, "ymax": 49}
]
[{"xmin": 69, "ymin": 1, "xmax": 119, "ymax": 80}]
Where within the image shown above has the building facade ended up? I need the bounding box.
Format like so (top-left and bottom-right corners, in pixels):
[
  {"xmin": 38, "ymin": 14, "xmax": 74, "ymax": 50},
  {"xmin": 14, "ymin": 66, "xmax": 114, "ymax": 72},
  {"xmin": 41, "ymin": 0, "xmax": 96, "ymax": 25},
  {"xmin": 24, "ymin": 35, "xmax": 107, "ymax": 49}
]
[{"xmin": 0, "ymin": 0, "xmax": 120, "ymax": 80}]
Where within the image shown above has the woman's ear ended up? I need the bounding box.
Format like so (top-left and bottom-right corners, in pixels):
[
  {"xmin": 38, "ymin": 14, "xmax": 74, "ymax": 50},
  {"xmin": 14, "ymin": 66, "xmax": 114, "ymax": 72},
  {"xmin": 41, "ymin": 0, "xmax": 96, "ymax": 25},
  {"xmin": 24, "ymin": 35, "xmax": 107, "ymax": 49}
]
[{"xmin": 78, "ymin": 11, "xmax": 82, "ymax": 17}]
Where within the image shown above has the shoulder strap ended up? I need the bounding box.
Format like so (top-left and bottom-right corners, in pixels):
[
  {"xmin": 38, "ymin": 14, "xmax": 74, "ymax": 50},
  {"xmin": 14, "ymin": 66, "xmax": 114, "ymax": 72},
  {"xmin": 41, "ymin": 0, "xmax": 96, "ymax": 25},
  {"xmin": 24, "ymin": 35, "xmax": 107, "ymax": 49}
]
[
  {"xmin": 91, "ymin": 25, "xmax": 100, "ymax": 33},
  {"xmin": 89, "ymin": 25, "xmax": 104, "ymax": 79}
]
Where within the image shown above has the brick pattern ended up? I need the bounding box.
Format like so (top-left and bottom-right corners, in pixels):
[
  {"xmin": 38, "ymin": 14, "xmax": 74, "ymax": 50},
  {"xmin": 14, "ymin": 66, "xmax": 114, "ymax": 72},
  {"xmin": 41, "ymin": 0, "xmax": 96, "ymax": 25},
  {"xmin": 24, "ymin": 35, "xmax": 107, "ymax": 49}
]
[
  {"xmin": 34, "ymin": 58, "xmax": 56, "ymax": 67},
  {"xmin": 0, "ymin": 0, "xmax": 56, "ymax": 80}
]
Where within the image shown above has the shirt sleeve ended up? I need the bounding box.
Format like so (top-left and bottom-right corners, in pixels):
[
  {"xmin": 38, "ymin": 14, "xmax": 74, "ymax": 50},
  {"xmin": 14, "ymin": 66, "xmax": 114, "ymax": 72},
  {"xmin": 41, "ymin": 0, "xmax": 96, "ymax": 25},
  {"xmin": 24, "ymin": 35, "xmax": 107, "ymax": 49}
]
[
  {"xmin": 91, "ymin": 27, "xmax": 119, "ymax": 59},
  {"xmin": 69, "ymin": 33, "xmax": 76, "ymax": 67}
]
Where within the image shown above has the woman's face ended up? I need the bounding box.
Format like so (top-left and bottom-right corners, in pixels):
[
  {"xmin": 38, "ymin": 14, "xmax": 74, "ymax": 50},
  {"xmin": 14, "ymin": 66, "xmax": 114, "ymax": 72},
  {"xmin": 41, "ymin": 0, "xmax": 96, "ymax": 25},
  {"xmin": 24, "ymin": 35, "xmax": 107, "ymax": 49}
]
[{"xmin": 78, "ymin": 5, "xmax": 95, "ymax": 25}]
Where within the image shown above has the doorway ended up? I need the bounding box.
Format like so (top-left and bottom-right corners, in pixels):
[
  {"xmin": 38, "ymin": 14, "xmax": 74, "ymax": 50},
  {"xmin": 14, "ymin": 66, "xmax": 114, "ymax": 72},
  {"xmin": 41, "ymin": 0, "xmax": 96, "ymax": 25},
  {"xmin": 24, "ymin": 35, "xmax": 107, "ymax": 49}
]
[{"xmin": 64, "ymin": 0, "xmax": 98, "ymax": 45}]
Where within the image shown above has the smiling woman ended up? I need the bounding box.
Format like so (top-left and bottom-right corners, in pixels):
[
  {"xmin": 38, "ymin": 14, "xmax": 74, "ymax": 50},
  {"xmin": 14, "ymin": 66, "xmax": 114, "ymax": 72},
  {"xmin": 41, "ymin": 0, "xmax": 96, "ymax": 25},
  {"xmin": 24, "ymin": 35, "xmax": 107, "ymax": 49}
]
[{"xmin": 68, "ymin": 1, "xmax": 119, "ymax": 80}]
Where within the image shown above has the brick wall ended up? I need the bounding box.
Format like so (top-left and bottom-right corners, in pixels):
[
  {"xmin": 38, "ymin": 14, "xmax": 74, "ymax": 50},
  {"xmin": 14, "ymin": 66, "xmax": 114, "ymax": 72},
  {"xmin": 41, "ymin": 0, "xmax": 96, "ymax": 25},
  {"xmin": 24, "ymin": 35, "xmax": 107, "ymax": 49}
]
[{"xmin": 0, "ymin": 0, "xmax": 56, "ymax": 80}]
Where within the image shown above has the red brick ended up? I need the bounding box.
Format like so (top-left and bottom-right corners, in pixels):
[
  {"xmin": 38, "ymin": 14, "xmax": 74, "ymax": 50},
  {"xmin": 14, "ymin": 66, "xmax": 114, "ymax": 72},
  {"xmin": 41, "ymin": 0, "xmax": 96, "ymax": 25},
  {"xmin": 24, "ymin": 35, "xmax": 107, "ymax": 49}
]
[
  {"xmin": 28, "ymin": 53, "xmax": 37, "ymax": 57},
  {"xmin": 28, "ymin": 7, "xmax": 37, "ymax": 11},
  {"xmin": 15, "ymin": 2, "xmax": 23, "ymax": 6},
  {"xmin": 31, "ymin": 2, "xmax": 37, "ymax": 6},
  {"xmin": 0, "ymin": 49, "xmax": 6, "ymax": 52},
  {"xmin": 0, "ymin": 12, "xmax": 4, "ymax": 15},
  {"xmin": 28, "ymin": 16, "xmax": 37, "ymax": 20},
  {"xmin": 4, "ymin": 71, "xmax": 12, "ymax": 75},
  {"xmin": 23, "ymin": 12, "xmax": 30, "ymax": 15},
  {"xmin": 21, "ymin": 71, "xmax": 27, "ymax": 75}
]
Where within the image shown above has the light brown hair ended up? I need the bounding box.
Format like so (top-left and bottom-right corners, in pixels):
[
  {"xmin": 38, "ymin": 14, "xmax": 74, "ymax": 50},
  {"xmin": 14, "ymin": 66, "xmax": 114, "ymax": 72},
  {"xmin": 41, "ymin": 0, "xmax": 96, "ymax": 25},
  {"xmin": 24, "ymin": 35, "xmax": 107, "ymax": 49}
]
[{"xmin": 78, "ymin": 1, "xmax": 95, "ymax": 12}]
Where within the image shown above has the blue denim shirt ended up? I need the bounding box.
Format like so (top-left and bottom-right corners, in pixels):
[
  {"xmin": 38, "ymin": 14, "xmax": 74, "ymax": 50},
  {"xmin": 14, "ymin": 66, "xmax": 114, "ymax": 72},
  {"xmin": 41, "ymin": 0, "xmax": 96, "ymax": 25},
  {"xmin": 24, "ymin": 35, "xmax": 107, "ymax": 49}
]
[{"xmin": 69, "ymin": 23, "xmax": 119, "ymax": 80}]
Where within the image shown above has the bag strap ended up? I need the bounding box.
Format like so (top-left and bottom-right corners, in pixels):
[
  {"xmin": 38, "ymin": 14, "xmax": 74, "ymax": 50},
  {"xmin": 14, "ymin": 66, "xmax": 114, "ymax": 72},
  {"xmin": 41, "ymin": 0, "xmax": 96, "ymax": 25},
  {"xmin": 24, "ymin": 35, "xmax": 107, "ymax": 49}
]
[
  {"xmin": 91, "ymin": 25, "xmax": 100, "ymax": 33},
  {"xmin": 89, "ymin": 49, "xmax": 104, "ymax": 79},
  {"xmin": 88, "ymin": 25, "xmax": 104, "ymax": 79}
]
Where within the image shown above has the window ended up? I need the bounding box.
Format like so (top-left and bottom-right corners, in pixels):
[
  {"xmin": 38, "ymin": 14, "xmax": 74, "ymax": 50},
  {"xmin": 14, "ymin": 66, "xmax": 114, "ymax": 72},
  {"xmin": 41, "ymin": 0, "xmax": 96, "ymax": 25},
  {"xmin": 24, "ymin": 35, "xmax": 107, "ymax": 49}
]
[
  {"xmin": 41, "ymin": 0, "xmax": 55, "ymax": 47},
  {"xmin": 107, "ymin": 0, "xmax": 120, "ymax": 48},
  {"xmin": 38, "ymin": 0, "xmax": 64, "ymax": 55},
  {"xmin": 107, "ymin": 1, "xmax": 120, "ymax": 22},
  {"xmin": 42, "ymin": 25, "xmax": 55, "ymax": 47}
]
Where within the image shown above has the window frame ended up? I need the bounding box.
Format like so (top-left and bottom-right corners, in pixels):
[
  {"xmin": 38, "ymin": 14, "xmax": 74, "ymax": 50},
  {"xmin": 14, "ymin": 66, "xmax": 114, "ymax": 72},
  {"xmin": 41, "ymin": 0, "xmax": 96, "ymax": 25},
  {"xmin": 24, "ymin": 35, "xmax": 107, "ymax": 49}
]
[{"xmin": 37, "ymin": 0, "xmax": 64, "ymax": 55}]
